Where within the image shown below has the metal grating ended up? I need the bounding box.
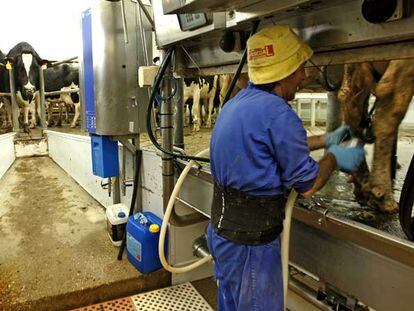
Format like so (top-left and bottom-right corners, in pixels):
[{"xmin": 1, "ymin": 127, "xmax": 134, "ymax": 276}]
[
  {"xmin": 132, "ymin": 283, "xmax": 213, "ymax": 311},
  {"xmin": 73, "ymin": 297, "xmax": 136, "ymax": 311}
]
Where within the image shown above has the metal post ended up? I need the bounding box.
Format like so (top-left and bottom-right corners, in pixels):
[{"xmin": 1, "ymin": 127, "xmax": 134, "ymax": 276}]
[
  {"xmin": 174, "ymin": 77, "xmax": 184, "ymax": 149},
  {"xmin": 38, "ymin": 65, "xmax": 47, "ymax": 132},
  {"xmin": 113, "ymin": 177, "xmax": 121, "ymax": 204},
  {"xmin": 121, "ymin": 145, "xmax": 127, "ymax": 196},
  {"xmin": 161, "ymin": 58, "xmax": 175, "ymax": 215},
  {"xmin": 326, "ymin": 91, "xmax": 342, "ymax": 131},
  {"xmin": 311, "ymin": 99, "xmax": 316, "ymax": 127},
  {"xmin": 8, "ymin": 66, "xmax": 20, "ymax": 133},
  {"xmin": 133, "ymin": 136, "xmax": 142, "ymax": 214}
]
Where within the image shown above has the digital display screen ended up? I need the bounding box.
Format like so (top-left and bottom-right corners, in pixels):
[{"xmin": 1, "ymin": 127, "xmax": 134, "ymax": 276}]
[{"xmin": 178, "ymin": 13, "xmax": 208, "ymax": 31}]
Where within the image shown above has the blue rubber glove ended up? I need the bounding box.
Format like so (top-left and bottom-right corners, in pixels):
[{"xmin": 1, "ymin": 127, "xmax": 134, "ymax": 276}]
[
  {"xmin": 328, "ymin": 144, "xmax": 365, "ymax": 173},
  {"xmin": 326, "ymin": 125, "xmax": 354, "ymax": 148}
]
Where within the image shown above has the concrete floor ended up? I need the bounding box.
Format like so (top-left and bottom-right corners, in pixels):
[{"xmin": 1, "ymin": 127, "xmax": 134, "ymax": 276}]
[{"xmin": 0, "ymin": 157, "xmax": 170, "ymax": 311}]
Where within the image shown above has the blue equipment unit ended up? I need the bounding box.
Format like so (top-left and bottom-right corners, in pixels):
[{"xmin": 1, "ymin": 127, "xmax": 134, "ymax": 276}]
[
  {"xmin": 126, "ymin": 212, "xmax": 166, "ymax": 274},
  {"xmin": 81, "ymin": 8, "xmax": 96, "ymax": 134},
  {"xmin": 91, "ymin": 134, "xmax": 119, "ymax": 178}
]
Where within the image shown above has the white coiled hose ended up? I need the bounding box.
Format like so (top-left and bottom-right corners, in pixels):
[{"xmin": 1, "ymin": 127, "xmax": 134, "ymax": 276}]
[{"xmin": 158, "ymin": 147, "xmax": 298, "ymax": 310}]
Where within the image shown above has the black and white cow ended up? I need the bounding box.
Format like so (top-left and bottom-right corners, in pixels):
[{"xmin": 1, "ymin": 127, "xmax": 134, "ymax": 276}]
[
  {"xmin": 0, "ymin": 49, "xmax": 12, "ymax": 130},
  {"xmin": 6, "ymin": 42, "xmax": 47, "ymax": 130},
  {"xmin": 44, "ymin": 63, "xmax": 80, "ymax": 128},
  {"xmin": 183, "ymin": 76, "xmax": 218, "ymax": 131}
]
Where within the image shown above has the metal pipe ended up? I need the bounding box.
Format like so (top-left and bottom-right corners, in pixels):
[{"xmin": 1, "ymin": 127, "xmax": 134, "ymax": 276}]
[
  {"xmin": 113, "ymin": 177, "xmax": 121, "ymax": 204},
  {"xmin": 38, "ymin": 65, "xmax": 47, "ymax": 131},
  {"xmin": 161, "ymin": 57, "xmax": 175, "ymax": 221},
  {"xmin": 0, "ymin": 92, "xmax": 11, "ymax": 96},
  {"xmin": 137, "ymin": 2, "xmax": 150, "ymax": 66},
  {"xmin": 192, "ymin": 235, "xmax": 211, "ymax": 259},
  {"xmin": 121, "ymin": 145, "xmax": 127, "ymax": 196},
  {"xmin": 8, "ymin": 65, "xmax": 20, "ymax": 133},
  {"xmin": 44, "ymin": 88, "xmax": 79, "ymax": 96},
  {"xmin": 326, "ymin": 91, "xmax": 342, "ymax": 131},
  {"xmin": 161, "ymin": 52, "xmax": 205, "ymax": 226},
  {"xmin": 136, "ymin": 0, "xmax": 155, "ymax": 31},
  {"xmin": 174, "ymin": 77, "xmax": 184, "ymax": 149},
  {"xmin": 289, "ymin": 278, "xmax": 332, "ymax": 311},
  {"xmin": 120, "ymin": 0, "xmax": 129, "ymax": 44},
  {"xmin": 49, "ymin": 56, "xmax": 78, "ymax": 68}
]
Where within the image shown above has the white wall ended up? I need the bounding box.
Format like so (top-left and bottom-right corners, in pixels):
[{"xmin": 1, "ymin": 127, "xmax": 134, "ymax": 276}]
[
  {"xmin": 46, "ymin": 130, "xmax": 213, "ymax": 283},
  {"xmin": 0, "ymin": 133, "xmax": 16, "ymax": 179}
]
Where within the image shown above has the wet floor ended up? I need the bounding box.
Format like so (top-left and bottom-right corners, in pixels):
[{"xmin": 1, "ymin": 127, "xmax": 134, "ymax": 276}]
[
  {"xmin": 301, "ymin": 136, "xmax": 414, "ymax": 240},
  {"xmin": 0, "ymin": 157, "xmax": 169, "ymax": 311}
]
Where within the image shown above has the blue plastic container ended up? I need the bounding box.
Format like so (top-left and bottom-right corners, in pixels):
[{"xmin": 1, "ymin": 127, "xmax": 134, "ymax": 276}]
[{"xmin": 126, "ymin": 212, "xmax": 166, "ymax": 274}]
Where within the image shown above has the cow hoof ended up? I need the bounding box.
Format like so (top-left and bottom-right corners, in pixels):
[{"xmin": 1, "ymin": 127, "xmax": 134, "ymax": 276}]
[
  {"xmin": 369, "ymin": 194, "xmax": 398, "ymax": 214},
  {"xmin": 23, "ymin": 124, "xmax": 30, "ymax": 133},
  {"xmin": 29, "ymin": 123, "xmax": 36, "ymax": 129},
  {"xmin": 70, "ymin": 124, "xmax": 76, "ymax": 128},
  {"xmin": 193, "ymin": 125, "xmax": 201, "ymax": 132}
]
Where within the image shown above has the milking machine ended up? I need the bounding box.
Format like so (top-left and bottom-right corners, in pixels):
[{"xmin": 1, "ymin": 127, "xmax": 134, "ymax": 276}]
[
  {"xmin": 149, "ymin": 0, "xmax": 414, "ymax": 310},
  {"xmin": 79, "ymin": 0, "xmax": 414, "ymax": 309}
]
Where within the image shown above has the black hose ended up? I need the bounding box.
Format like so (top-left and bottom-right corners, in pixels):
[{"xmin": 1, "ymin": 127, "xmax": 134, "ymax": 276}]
[
  {"xmin": 146, "ymin": 20, "xmax": 260, "ymax": 162},
  {"xmin": 118, "ymin": 149, "xmax": 142, "ymax": 260},
  {"xmin": 146, "ymin": 48, "xmax": 211, "ymax": 162},
  {"xmin": 222, "ymin": 20, "xmax": 260, "ymax": 106}
]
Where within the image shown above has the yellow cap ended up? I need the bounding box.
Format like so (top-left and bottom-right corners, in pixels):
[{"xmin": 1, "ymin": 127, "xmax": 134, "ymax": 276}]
[
  {"xmin": 247, "ymin": 25, "xmax": 313, "ymax": 84},
  {"xmin": 149, "ymin": 224, "xmax": 160, "ymax": 233}
]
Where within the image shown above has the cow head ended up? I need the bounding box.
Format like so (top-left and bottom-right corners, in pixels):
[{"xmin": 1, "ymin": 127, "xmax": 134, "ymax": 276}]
[{"xmin": 6, "ymin": 42, "xmax": 48, "ymax": 102}]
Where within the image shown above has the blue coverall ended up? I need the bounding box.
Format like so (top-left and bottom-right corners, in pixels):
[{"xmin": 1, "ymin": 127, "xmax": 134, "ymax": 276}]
[{"xmin": 207, "ymin": 83, "xmax": 319, "ymax": 311}]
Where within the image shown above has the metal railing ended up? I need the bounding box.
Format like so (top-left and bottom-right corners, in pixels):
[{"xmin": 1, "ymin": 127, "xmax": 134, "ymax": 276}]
[
  {"xmin": 39, "ymin": 56, "xmax": 79, "ymax": 133},
  {"xmin": 1, "ymin": 56, "xmax": 79, "ymax": 134}
]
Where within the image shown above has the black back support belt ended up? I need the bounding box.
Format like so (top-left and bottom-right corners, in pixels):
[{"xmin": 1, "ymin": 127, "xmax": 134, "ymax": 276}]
[{"xmin": 211, "ymin": 182, "xmax": 286, "ymax": 245}]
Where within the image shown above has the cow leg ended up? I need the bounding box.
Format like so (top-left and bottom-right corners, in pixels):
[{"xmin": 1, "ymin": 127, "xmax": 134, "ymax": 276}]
[
  {"xmin": 338, "ymin": 63, "xmax": 376, "ymax": 204},
  {"xmin": 368, "ymin": 60, "xmax": 414, "ymax": 213},
  {"xmin": 192, "ymin": 90, "xmax": 201, "ymax": 132},
  {"xmin": 206, "ymin": 92, "xmax": 215, "ymax": 128},
  {"xmin": 71, "ymin": 103, "xmax": 80, "ymax": 128},
  {"xmin": 22, "ymin": 104, "xmax": 31, "ymax": 132},
  {"xmin": 3, "ymin": 98, "xmax": 13, "ymax": 130},
  {"xmin": 28, "ymin": 101, "xmax": 37, "ymax": 129},
  {"xmin": 46, "ymin": 101, "xmax": 54, "ymax": 126},
  {"xmin": 56, "ymin": 103, "xmax": 63, "ymax": 127}
]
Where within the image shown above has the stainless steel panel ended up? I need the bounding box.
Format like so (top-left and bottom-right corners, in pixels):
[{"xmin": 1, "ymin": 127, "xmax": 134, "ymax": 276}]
[
  {"xmin": 176, "ymin": 162, "xmax": 414, "ymax": 308},
  {"xmin": 290, "ymin": 220, "xmax": 414, "ymax": 311},
  {"xmin": 156, "ymin": 0, "xmax": 414, "ymax": 70},
  {"xmin": 162, "ymin": 0, "xmax": 310, "ymax": 14},
  {"xmin": 91, "ymin": 0, "xmax": 152, "ymax": 135},
  {"xmin": 153, "ymin": 0, "xmax": 226, "ymax": 48}
]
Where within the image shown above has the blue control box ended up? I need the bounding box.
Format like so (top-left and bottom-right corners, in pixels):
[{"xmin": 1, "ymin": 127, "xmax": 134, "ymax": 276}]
[
  {"xmin": 126, "ymin": 212, "xmax": 167, "ymax": 274},
  {"xmin": 91, "ymin": 134, "xmax": 119, "ymax": 178}
]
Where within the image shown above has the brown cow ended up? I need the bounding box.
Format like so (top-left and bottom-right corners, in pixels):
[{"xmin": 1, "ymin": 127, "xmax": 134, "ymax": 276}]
[{"xmin": 338, "ymin": 60, "xmax": 414, "ymax": 213}]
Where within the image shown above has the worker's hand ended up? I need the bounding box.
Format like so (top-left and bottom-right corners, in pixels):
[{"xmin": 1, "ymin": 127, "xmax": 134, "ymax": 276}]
[
  {"xmin": 325, "ymin": 125, "xmax": 354, "ymax": 148},
  {"xmin": 328, "ymin": 144, "xmax": 365, "ymax": 173}
]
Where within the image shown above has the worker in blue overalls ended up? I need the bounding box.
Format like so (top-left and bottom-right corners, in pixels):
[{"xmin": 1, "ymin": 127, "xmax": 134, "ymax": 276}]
[{"xmin": 207, "ymin": 25, "xmax": 365, "ymax": 311}]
